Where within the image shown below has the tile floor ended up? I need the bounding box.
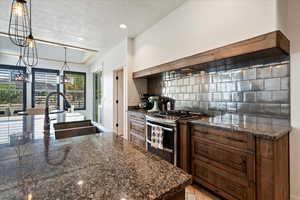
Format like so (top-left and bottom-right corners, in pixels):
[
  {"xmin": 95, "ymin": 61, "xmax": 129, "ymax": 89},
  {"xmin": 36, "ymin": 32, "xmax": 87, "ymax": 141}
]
[{"xmin": 185, "ymin": 185, "xmax": 221, "ymax": 200}]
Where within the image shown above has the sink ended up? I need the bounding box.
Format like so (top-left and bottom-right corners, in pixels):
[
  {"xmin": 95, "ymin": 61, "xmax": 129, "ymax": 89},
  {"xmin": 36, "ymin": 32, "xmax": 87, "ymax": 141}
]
[{"xmin": 53, "ymin": 120, "xmax": 100, "ymax": 139}]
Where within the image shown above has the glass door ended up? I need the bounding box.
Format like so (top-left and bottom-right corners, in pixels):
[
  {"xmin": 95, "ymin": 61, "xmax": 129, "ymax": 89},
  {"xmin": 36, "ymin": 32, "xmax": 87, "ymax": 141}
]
[{"xmin": 93, "ymin": 71, "xmax": 103, "ymax": 125}]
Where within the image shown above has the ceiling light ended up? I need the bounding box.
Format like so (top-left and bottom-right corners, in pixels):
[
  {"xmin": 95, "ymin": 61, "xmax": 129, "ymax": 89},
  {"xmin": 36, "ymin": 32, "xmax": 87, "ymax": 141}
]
[
  {"xmin": 120, "ymin": 24, "xmax": 127, "ymax": 29},
  {"xmin": 22, "ymin": 0, "xmax": 38, "ymax": 67},
  {"xmin": 77, "ymin": 180, "xmax": 84, "ymax": 185},
  {"xmin": 8, "ymin": 0, "xmax": 30, "ymax": 47},
  {"xmin": 77, "ymin": 37, "xmax": 84, "ymax": 41},
  {"xmin": 60, "ymin": 47, "xmax": 72, "ymax": 85}
]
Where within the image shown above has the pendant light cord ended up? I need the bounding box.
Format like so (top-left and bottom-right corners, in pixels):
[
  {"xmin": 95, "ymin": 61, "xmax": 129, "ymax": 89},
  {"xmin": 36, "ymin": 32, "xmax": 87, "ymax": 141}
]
[
  {"xmin": 64, "ymin": 47, "xmax": 67, "ymax": 63},
  {"xmin": 29, "ymin": 0, "xmax": 32, "ymax": 34}
]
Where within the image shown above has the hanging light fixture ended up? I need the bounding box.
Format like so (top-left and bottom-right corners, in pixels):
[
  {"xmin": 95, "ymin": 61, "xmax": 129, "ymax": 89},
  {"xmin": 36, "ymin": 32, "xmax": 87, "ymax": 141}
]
[
  {"xmin": 15, "ymin": 47, "xmax": 31, "ymax": 82},
  {"xmin": 23, "ymin": 0, "xmax": 38, "ymax": 67},
  {"xmin": 8, "ymin": 0, "xmax": 30, "ymax": 47},
  {"xmin": 60, "ymin": 47, "xmax": 71, "ymax": 84}
]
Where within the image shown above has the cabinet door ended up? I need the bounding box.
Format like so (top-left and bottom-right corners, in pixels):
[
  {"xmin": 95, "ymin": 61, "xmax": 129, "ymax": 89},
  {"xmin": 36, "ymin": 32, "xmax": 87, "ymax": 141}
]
[
  {"xmin": 192, "ymin": 136, "xmax": 255, "ymax": 182},
  {"xmin": 192, "ymin": 159, "xmax": 255, "ymax": 200}
]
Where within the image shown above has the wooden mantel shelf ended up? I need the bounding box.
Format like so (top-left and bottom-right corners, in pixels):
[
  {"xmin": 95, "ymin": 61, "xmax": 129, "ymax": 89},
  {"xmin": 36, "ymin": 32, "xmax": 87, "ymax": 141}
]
[{"xmin": 133, "ymin": 31, "xmax": 290, "ymax": 79}]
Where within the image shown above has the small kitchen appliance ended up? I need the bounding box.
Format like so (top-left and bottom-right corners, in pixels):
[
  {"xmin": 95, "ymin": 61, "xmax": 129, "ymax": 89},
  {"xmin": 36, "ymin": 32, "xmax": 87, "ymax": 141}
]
[{"xmin": 148, "ymin": 96, "xmax": 160, "ymax": 112}]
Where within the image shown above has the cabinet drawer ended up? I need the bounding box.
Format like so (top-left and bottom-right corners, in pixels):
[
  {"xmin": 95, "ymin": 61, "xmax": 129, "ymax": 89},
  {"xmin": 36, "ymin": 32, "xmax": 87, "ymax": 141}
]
[
  {"xmin": 192, "ymin": 159, "xmax": 255, "ymax": 200},
  {"xmin": 128, "ymin": 119, "xmax": 145, "ymax": 137},
  {"xmin": 128, "ymin": 112, "xmax": 145, "ymax": 122},
  {"xmin": 192, "ymin": 125, "xmax": 255, "ymax": 152},
  {"xmin": 129, "ymin": 133, "xmax": 145, "ymax": 148},
  {"xmin": 192, "ymin": 137, "xmax": 255, "ymax": 181}
]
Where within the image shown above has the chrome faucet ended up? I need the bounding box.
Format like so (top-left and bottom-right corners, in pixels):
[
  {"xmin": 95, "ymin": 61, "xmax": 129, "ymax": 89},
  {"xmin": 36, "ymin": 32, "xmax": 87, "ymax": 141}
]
[{"xmin": 44, "ymin": 92, "xmax": 72, "ymax": 133}]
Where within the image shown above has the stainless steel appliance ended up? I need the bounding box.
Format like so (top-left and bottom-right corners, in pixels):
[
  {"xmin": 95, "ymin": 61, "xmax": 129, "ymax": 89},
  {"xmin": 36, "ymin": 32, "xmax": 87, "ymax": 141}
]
[{"xmin": 146, "ymin": 110, "xmax": 207, "ymax": 166}]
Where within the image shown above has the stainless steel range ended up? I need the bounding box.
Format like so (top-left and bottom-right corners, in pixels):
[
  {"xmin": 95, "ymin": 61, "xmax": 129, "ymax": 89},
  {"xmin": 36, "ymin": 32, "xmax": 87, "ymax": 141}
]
[{"xmin": 145, "ymin": 110, "xmax": 207, "ymax": 166}]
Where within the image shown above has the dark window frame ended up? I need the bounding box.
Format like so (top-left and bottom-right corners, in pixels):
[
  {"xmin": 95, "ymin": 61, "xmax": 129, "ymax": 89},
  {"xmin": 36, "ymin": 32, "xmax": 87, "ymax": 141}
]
[
  {"xmin": 31, "ymin": 68, "xmax": 60, "ymax": 108},
  {"xmin": 0, "ymin": 64, "xmax": 27, "ymax": 111},
  {"xmin": 63, "ymin": 71, "xmax": 86, "ymax": 110}
]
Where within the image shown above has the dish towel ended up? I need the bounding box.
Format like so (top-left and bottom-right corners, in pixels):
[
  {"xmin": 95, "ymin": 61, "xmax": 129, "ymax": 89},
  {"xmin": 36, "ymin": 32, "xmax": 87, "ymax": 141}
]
[{"xmin": 151, "ymin": 125, "xmax": 164, "ymax": 150}]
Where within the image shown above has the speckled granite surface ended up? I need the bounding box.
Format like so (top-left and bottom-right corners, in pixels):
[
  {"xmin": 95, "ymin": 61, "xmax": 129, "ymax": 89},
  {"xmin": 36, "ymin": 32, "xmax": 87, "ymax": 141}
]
[
  {"xmin": 190, "ymin": 113, "xmax": 291, "ymax": 140},
  {"xmin": 0, "ymin": 113, "xmax": 191, "ymax": 200}
]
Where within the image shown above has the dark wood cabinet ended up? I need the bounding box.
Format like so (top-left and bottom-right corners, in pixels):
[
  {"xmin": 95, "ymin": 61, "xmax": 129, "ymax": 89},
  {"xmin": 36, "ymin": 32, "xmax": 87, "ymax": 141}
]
[
  {"xmin": 191, "ymin": 124, "xmax": 289, "ymax": 200},
  {"xmin": 128, "ymin": 111, "xmax": 146, "ymax": 148}
]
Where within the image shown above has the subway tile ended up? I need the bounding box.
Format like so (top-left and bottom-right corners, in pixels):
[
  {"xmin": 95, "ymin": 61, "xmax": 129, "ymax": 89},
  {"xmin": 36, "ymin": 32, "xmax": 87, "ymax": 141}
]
[
  {"xmin": 213, "ymin": 93, "xmax": 222, "ymax": 102},
  {"xmin": 183, "ymin": 77, "xmax": 189, "ymax": 85},
  {"xmin": 192, "ymin": 85, "xmax": 200, "ymax": 93},
  {"xmin": 177, "ymin": 94, "xmax": 183, "ymax": 101},
  {"xmin": 177, "ymin": 79, "xmax": 183, "ymax": 86},
  {"xmin": 281, "ymin": 77, "xmax": 289, "ymax": 90},
  {"xmin": 251, "ymin": 79, "xmax": 264, "ymax": 91},
  {"xmin": 226, "ymin": 82, "xmax": 236, "ymax": 92},
  {"xmin": 256, "ymin": 91, "xmax": 272, "ymax": 103},
  {"xmin": 231, "ymin": 70, "xmax": 243, "ymax": 81},
  {"xmin": 222, "ymin": 93, "xmax": 232, "ymax": 102},
  {"xmin": 227, "ymin": 102, "xmax": 237, "ymax": 112},
  {"xmin": 217, "ymin": 102, "xmax": 227, "ymax": 111},
  {"xmin": 190, "ymin": 76, "xmax": 196, "ymax": 85},
  {"xmin": 209, "ymin": 102, "xmax": 217, "ymax": 110},
  {"xmin": 184, "ymin": 94, "xmax": 190, "ymax": 100},
  {"xmin": 263, "ymin": 104, "xmax": 281, "ymax": 115},
  {"xmin": 237, "ymin": 81, "xmax": 251, "ymax": 91},
  {"xmin": 180, "ymin": 86, "xmax": 186, "ymax": 93},
  {"xmin": 190, "ymin": 94, "xmax": 197, "ymax": 101},
  {"xmin": 281, "ymin": 104, "xmax": 290, "ymax": 115},
  {"xmin": 187, "ymin": 85, "xmax": 192, "ymax": 93},
  {"xmin": 220, "ymin": 72, "xmax": 232, "ymax": 82},
  {"xmin": 237, "ymin": 103, "xmax": 250, "ymax": 113},
  {"xmin": 243, "ymin": 68, "xmax": 256, "ymax": 80},
  {"xmin": 199, "ymin": 102, "xmax": 209, "ymax": 110},
  {"xmin": 217, "ymin": 83, "xmax": 227, "ymax": 92},
  {"xmin": 175, "ymin": 87, "xmax": 181, "ymax": 93},
  {"xmin": 232, "ymin": 92, "xmax": 243, "ymax": 102},
  {"xmin": 192, "ymin": 101, "xmax": 199, "ymax": 108},
  {"xmin": 202, "ymin": 84, "xmax": 209, "ymax": 93},
  {"xmin": 244, "ymin": 92, "xmax": 256, "ymax": 103},
  {"xmin": 265, "ymin": 78, "xmax": 281, "ymax": 91},
  {"xmin": 257, "ymin": 66, "xmax": 272, "ymax": 79},
  {"xmin": 272, "ymin": 64, "xmax": 289, "ymax": 78},
  {"xmin": 209, "ymin": 84, "xmax": 217, "ymax": 92},
  {"xmin": 249, "ymin": 103, "xmax": 264, "ymax": 114},
  {"xmin": 272, "ymin": 91, "xmax": 289, "ymax": 103}
]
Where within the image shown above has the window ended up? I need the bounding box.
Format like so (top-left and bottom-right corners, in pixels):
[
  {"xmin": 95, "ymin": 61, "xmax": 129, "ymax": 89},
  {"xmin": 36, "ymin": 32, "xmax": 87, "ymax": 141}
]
[
  {"xmin": 32, "ymin": 68, "xmax": 59, "ymax": 109},
  {"xmin": 64, "ymin": 71, "xmax": 86, "ymax": 110},
  {"xmin": 0, "ymin": 65, "xmax": 26, "ymax": 115}
]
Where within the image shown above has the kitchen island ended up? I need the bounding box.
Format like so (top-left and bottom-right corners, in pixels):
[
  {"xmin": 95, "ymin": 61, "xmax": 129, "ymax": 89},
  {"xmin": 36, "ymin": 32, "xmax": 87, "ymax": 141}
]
[{"xmin": 0, "ymin": 113, "xmax": 191, "ymax": 200}]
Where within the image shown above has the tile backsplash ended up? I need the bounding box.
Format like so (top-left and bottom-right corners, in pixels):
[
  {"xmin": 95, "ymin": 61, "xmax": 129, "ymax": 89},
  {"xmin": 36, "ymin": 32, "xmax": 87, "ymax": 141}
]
[{"xmin": 148, "ymin": 60, "xmax": 290, "ymax": 116}]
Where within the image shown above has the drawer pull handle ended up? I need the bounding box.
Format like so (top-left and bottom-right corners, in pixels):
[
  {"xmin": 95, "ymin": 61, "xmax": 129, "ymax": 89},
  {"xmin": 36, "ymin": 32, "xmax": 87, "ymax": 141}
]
[{"xmin": 224, "ymin": 136, "xmax": 246, "ymax": 143}]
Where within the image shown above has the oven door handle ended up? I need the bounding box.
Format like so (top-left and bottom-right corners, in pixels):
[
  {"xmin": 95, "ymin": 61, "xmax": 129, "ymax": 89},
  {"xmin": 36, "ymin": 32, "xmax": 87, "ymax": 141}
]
[{"xmin": 146, "ymin": 122, "xmax": 173, "ymax": 132}]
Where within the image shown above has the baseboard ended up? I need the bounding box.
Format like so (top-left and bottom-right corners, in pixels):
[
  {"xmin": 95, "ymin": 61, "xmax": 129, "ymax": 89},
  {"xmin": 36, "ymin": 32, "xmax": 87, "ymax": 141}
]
[{"xmin": 291, "ymin": 194, "xmax": 300, "ymax": 200}]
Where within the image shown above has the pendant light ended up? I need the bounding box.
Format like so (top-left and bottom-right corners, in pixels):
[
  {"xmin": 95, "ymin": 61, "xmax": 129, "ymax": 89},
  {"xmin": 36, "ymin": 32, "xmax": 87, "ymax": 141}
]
[
  {"xmin": 23, "ymin": 0, "xmax": 38, "ymax": 67},
  {"xmin": 8, "ymin": 0, "xmax": 30, "ymax": 47},
  {"xmin": 60, "ymin": 47, "xmax": 71, "ymax": 84},
  {"xmin": 15, "ymin": 47, "xmax": 31, "ymax": 82}
]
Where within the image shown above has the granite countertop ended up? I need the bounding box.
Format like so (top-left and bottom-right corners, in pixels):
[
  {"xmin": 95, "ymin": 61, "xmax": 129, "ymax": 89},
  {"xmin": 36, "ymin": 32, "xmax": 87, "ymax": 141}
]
[
  {"xmin": 0, "ymin": 113, "xmax": 191, "ymax": 200},
  {"xmin": 190, "ymin": 113, "xmax": 291, "ymax": 140}
]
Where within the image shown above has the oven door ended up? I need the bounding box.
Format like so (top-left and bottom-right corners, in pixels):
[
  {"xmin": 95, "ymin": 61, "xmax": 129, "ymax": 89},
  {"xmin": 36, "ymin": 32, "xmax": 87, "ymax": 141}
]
[{"xmin": 146, "ymin": 120, "xmax": 177, "ymax": 165}]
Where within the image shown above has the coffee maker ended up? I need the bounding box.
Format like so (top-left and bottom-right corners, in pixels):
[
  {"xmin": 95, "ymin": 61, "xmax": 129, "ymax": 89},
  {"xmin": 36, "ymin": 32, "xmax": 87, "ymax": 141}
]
[{"xmin": 148, "ymin": 96, "xmax": 160, "ymax": 112}]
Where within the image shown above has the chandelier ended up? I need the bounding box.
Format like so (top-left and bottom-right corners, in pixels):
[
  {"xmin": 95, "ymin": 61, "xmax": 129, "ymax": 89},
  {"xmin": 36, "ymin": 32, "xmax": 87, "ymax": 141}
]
[
  {"xmin": 8, "ymin": 0, "xmax": 30, "ymax": 47},
  {"xmin": 15, "ymin": 47, "xmax": 31, "ymax": 82},
  {"xmin": 60, "ymin": 47, "xmax": 71, "ymax": 84},
  {"xmin": 22, "ymin": 0, "xmax": 38, "ymax": 67}
]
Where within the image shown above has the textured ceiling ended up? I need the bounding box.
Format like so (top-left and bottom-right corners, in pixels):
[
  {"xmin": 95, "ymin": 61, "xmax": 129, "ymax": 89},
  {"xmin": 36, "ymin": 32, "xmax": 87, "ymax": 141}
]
[{"xmin": 0, "ymin": 0, "xmax": 186, "ymax": 54}]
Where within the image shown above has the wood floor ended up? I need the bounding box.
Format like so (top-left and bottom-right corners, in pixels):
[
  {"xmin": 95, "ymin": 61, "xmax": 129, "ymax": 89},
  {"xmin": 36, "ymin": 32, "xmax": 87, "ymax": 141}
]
[{"xmin": 185, "ymin": 185, "xmax": 220, "ymax": 200}]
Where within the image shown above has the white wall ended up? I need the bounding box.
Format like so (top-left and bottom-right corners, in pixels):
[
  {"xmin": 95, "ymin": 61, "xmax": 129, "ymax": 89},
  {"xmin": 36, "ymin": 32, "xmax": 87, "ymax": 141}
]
[
  {"xmin": 0, "ymin": 54, "xmax": 92, "ymax": 118},
  {"xmin": 133, "ymin": 0, "xmax": 277, "ymax": 71},
  {"xmin": 89, "ymin": 40, "xmax": 127, "ymax": 132},
  {"xmin": 287, "ymin": 0, "xmax": 300, "ymax": 199}
]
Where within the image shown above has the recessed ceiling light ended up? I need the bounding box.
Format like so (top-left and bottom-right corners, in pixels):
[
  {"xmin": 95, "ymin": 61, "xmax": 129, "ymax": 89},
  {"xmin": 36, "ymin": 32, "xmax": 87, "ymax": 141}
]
[
  {"xmin": 77, "ymin": 37, "xmax": 84, "ymax": 41},
  {"xmin": 120, "ymin": 24, "xmax": 127, "ymax": 29}
]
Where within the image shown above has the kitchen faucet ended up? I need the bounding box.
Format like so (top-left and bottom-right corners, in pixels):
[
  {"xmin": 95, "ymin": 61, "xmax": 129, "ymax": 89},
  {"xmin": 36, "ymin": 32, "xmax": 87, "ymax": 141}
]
[{"xmin": 44, "ymin": 92, "xmax": 72, "ymax": 133}]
